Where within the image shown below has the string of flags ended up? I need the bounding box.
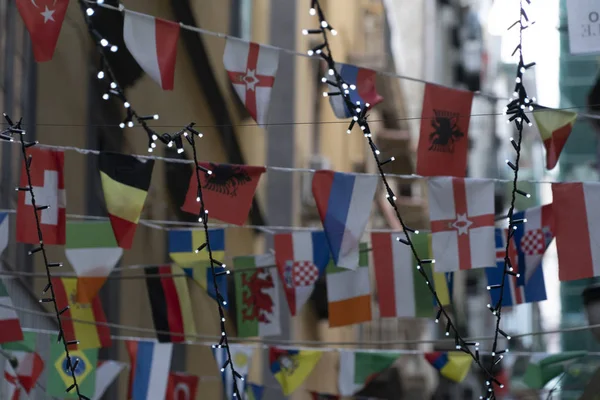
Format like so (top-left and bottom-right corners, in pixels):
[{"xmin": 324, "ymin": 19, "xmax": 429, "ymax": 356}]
[
  {"xmin": 13, "ymin": 0, "xmax": 585, "ymax": 171},
  {"xmin": 0, "ymin": 322, "xmax": 588, "ymax": 398}
]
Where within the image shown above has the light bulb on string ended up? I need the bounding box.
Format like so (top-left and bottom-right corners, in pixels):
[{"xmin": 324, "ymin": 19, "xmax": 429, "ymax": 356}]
[
  {"xmin": 86, "ymin": 8, "xmax": 94, "ymax": 16},
  {"xmin": 100, "ymin": 38, "xmax": 109, "ymax": 47},
  {"xmin": 110, "ymin": 45, "xmax": 118, "ymax": 53},
  {"xmin": 97, "ymin": 71, "xmax": 105, "ymax": 80}
]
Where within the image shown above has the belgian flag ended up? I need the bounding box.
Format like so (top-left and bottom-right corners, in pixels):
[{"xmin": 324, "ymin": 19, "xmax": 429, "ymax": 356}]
[{"xmin": 99, "ymin": 152, "xmax": 154, "ymax": 249}]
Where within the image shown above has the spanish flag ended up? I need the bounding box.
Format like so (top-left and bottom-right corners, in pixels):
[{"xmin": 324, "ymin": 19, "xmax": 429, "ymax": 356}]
[
  {"xmin": 533, "ymin": 109, "xmax": 577, "ymax": 170},
  {"xmin": 99, "ymin": 152, "xmax": 154, "ymax": 249},
  {"xmin": 51, "ymin": 278, "xmax": 112, "ymax": 349},
  {"xmin": 145, "ymin": 265, "xmax": 196, "ymax": 343}
]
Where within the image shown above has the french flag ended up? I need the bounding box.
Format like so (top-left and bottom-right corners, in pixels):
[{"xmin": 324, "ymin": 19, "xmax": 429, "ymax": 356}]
[
  {"xmin": 312, "ymin": 171, "xmax": 378, "ymax": 270},
  {"xmin": 126, "ymin": 340, "xmax": 173, "ymax": 400},
  {"xmin": 328, "ymin": 63, "xmax": 383, "ymax": 119},
  {"xmin": 274, "ymin": 231, "xmax": 330, "ymax": 315},
  {"xmin": 123, "ymin": 11, "xmax": 180, "ymax": 90}
]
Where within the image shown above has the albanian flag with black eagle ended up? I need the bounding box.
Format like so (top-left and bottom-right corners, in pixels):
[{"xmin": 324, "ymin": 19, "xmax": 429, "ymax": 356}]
[
  {"xmin": 99, "ymin": 152, "xmax": 154, "ymax": 249},
  {"xmin": 182, "ymin": 162, "xmax": 265, "ymax": 226}
]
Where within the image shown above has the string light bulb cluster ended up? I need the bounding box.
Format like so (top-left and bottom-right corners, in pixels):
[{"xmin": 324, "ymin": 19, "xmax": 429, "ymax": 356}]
[
  {"xmin": 0, "ymin": 114, "xmax": 89, "ymax": 400},
  {"xmin": 78, "ymin": 1, "xmax": 242, "ymax": 395},
  {"xmin": 304, "ymin": 0, "xmax": 505, "ymax": 395},
  {"xmin": 485, "ymin": 1, "xmax": 535, "ymax": 398}
]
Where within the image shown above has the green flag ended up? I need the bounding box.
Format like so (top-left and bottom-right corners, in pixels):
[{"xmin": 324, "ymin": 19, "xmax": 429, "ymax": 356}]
[
  {"xmin": 47, "ymin": 336, "xmax": 98, "ymax": 397},
  {"xmin": 338, "ymin": 350, "xmax": 400, "ymax": 396},
  {"xmin": 522, "ymin": 351, "xmax": 586, "ymax": 389},
  {"xmin": 234, "ymin": 254, "xmax": 281, "ymax": 337}
]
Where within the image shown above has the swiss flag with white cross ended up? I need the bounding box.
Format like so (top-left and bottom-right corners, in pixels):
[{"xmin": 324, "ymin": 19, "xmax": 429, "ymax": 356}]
[
  {"xmin": 428, "ymin": 177, "xmax": 496, "ymax": 272},
  {"xmin": 223, "ymin": 38, "xmax": 279, "ymax": 126},
  {"xmin": 17, "ymin": 148, "xmax": 66, "ymax": 245}
]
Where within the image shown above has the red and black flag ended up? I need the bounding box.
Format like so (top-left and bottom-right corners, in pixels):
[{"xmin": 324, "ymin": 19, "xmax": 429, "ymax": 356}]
[
  {"xmin": 145, "ymin": 265, "xmax": 196, "ymax": 343},
  {"xmin": 99, "ymin": 152, "xmax": 154, "ymax": 249},
  {"xmin": 181, "ymin": 162, "xmax": 265, "ymax": 226},
  {"xmin": 416, "ymin": 84, "xmax": 474, "ymax": 177}
]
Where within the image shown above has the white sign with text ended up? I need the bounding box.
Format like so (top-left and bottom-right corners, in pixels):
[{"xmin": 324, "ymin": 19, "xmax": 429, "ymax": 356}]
[{"xmin": 567, "ymin": 0, "xmax": 600, "ymax": 54}]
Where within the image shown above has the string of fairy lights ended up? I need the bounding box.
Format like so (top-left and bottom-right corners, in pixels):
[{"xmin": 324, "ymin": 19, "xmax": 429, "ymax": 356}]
[
  {"xmin": 0, "ymin": 114, "xmax": 88, "ymax": 399},
  {"xmin": 303, "ymin": 1, "xmax": 537, "ymax": 398},
  {"xmin": 0, "ymin": 0, "xmax": 544, "ymax": 398},
  {"xmin": 486, "ymin": 1, "xmax": 536, "ymax": 398}
]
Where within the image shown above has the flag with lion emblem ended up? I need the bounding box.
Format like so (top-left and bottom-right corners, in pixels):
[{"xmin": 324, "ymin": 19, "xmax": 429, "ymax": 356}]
[{"xmin": 181, "ymin": 163, "xmax": 265, "ymax": 226}]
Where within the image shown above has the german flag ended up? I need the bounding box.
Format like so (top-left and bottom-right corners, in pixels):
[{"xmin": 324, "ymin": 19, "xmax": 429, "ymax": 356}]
[
  {"xmin": 99, "ymin": 152, "xmax": 154, "ymax": 249},
  {"xmin": 51, "ymin": 278, "xmax": 112, "ymax": 349},
  {"xmin": 145, "ymin": 265, "xmax": 196, "ymax": 343}
]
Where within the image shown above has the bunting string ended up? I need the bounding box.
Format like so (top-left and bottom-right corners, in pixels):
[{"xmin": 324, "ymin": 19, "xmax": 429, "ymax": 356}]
[
  {"xmin": 0, "ymin": 103, "xmax": 599, "ymax": 128},
  {"xmin": 0, "ymin": 140, "xmax": 571, "ymax": 185},
  {"xmin": 81, "ymin": 0, "xmax": 600, "ymax": 127},
  {"xmin": 0, "ymin": 302, "xmax": 598, "ymax": 349}
]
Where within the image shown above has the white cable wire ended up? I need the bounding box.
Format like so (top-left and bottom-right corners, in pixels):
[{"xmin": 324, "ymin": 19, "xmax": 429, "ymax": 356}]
[{"xmin": 3, "ymin": 302, "xmax": 599, "ymax": 348}]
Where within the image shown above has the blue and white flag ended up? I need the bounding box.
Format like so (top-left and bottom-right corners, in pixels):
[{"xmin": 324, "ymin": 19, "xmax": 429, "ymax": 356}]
[
  {"xmin": 312, "ymin": 171, "xmax": 377, "ymax": 270},
  {"xmin": 327, "ymin": 63, "xmax": 383, "ymax": 118},
  {"xmin": 212, "ymin": 344, "xmax": 254, "ymax": 399},
  {"xmin": 511, "ymin": 204, "xmax": 554, "ymax": 285},
  {"xmin": 126, "ymin": 340, "xmax": 173, "ymax": 400},
  {"xmin": 0, "ymin": 213, "xmax": 7, "ymax": 257},
  {"xmin": 485, "ymin": 228, "xmax": 547, "ymax": 307}
]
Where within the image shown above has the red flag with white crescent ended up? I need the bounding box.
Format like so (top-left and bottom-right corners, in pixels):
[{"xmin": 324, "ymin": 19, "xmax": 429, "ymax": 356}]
[
  {"xmin": 165, "ymin": 372, "xmax": 199, "ymax": 400},
  {"xmin": 16, "ymin": 0, "xmax": 70, "ymax": 62}
]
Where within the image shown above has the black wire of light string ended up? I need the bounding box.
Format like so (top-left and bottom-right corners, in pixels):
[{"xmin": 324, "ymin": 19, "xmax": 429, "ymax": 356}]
[
  {"xmin": 485, "ymin": 1, "xmax": 537, "ymax": 399},
  {"xmin": 0, "ymin": 114, "xmax": 89, "ymax": 399},
  {"xmin": 185, "ymin": 127, "xmax": 244, "ymax": 398},
  {"xmin": 304, "ymin": 0, "xmax": 500, "ymax": 390}
]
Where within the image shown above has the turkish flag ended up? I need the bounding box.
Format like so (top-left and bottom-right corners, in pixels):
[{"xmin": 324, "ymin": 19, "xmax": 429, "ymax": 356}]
[
  {"xmin": 166, "ymin": 372, "xmax": 199, "ymax": 400},
  {"xmin": 416, "ymin": 84, "xmax": 473, "ymax": 177},
  {"xmin": 181, "ymin": 163, "xmax": 265, "ymax": 225},
  {"xmin": 16, "ymin": 0, "xmax": 70, "ymax": 62},
  {"xmin": 16, "ymin": 148, "xmax": 66, "ymax": 245}
]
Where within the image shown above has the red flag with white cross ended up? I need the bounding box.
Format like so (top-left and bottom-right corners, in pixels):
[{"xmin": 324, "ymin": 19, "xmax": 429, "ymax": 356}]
[
  {"xmin": 223, "ymin": 38, "xmax": 279, "ymax": 125},
  {"xmin": 16, "ymin": 0, "xmax": 70, "ymax": 63},
  {"xmin": 427, "ymin": 177, "xmax": 495, "ymax": 272},
  {"xmin": 16, "ymin": 148, "xmax": 66, "ymax": 245}
]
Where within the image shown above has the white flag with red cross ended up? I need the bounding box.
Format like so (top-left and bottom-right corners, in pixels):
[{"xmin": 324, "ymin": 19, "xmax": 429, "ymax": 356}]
[
  {"xmin": 223, "ymin": 38, "xmax": 279, "ymax": 126},
  {"xmin": 428, "ymin": 177, "xmax": 496, "ymax": 272},
  {"xmin": 16, "ymin": 148, "xmax": 66, "ymax": 245}
]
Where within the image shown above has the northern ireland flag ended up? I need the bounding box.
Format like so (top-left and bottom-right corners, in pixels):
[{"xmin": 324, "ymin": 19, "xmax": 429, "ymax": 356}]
[
  {"xmin": 312, "ymin": 171, "xmax": 378, "ymax": 270},
  {"xmin": 274, "ymin": 231, "xmax": 330, "ymax": 316},
  {"xmin": 328, "ymin": 63, "xmax": 383, "ymax": 119},
  {"xmin": 16, "ymin": 148, "xmax": 66, "ymax": 245},
  {"xmin": 511, "ymin": 204, "xmax": 554, "ymax": 285},
  {"xmin": 123, "ymin": 11, "xmax": 180, "ymax": 90},
  {"xmin": 428, "ymin": 177, "xmax": 495, "ymax": 271},
  {"xmin": 3, "ymin": 351, "xmax": 44, "ymax": 400},
  {"xmin": 16, "ymin": 0, "xmax": 69, "ymax": 62},
  {"xmin": 553, "ymin": 182, "xmax": 600, "ymax": 281},
  {"xmin": 485, "ymin": 228, "xmax": 547, "ymax": 307},
  {"xmin": 223, "ymin": 38, "xmax": 279, "ymax": 125}
]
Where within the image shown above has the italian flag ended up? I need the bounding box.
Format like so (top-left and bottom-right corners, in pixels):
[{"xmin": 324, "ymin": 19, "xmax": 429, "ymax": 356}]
[
  {"xmin": 65, "ymin": 221, "xmax": 123, "ymax": 303},
  {"xmin": 338, "ymin": 350, "xmax": 400, "ymax": 396},
  {"xmin": 533, "ymin": 109, "xmax": 577, "ymax": 170},
  {"xmin": 0, "ymin": 279, "xmax": 23, "ymax": 344},
  {"xmin": 234, "ymin": 254, "xmax": 281, "ymax": 338}
]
